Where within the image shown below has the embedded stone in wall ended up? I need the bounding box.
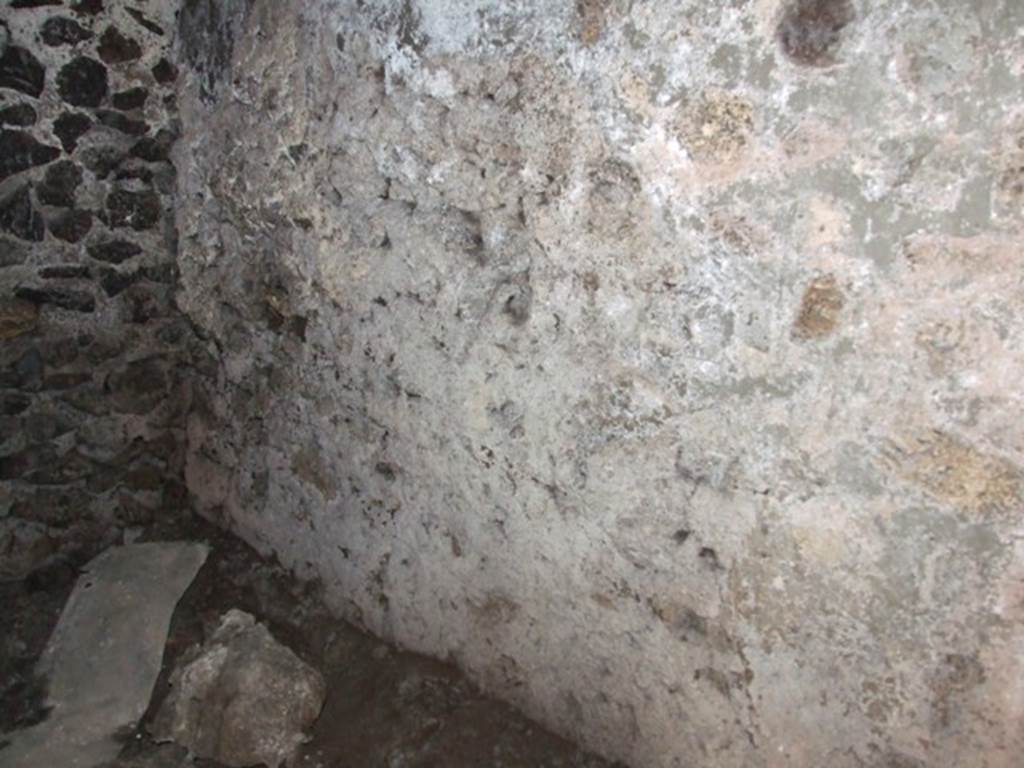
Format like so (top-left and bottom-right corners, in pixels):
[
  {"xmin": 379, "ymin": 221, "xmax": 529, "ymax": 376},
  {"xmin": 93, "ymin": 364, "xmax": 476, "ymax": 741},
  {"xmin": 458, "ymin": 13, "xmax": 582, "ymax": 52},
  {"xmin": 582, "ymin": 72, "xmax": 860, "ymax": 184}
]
[
  {"xmin": 0, "ymin": 297, "xmax": 39, "ymax": 340},
  {"xmin": 0, "ymin": 45, "xmax": 46, "ymax": 97},
  {"xmin": 99, "ymin": 265, "xmax": 140, "ymax": 297},
  {"xmin": 9, "ymin": 0, "xmax": 65, "ymax": 8},
  {"xmin": 125, "ymin": 8, "xmax": 164, "ymax": 37},
  {"xmin": 1, "ymin": 391, "xmax": 32, "ymax": 416},
  {"xmin": 0, "ymin": 347, "xmax": 42, "ymax": 391},
  {"xmin": 112, "ymin": 86, "xmax": 148, "ymax": 110},
  {"xmin": 40, "ymin": 16, "xmax": 94, "ymax": 47},
  {"xmin": 97, "ymin": 26, "xmax": 142, "ymax": 64},
  {"xmin": 0, "ymin": 185, "xmax": 44, "ymax": 242},
  {"xmin": 0, "ymin": 103, "xmax": 37, "ymax": 127},
  {"xmin": 151, "ymin": 57, "xmax": 176, "ymax": 84},
  {"xmin": 52, "ymin": 111, "xmax": 92, "ymax": 153},
  {"xmin": 0, "ymin": 519, "xmax": 54, "ymax": 584},
  {"xmin": 81, "ymin": 144, "xmax": 124, "ymax": 178},
  {"xmin": 48, "ymin": 209, "xmax": 93, "ymax": 243},
  {"xmin": 0, "ymin": 129, "xmax": 60, "ymax": 181},
  {"xmin": 96, "ymin": 108, "xmax": 149, "ymax": 135},
  {"xmin": 15, "ymin": 285, "xmax": 96, "ymax": 313},
  {"xmin": 39, "ymin": 265, "xmax": 91, "ymax": 280},
  {"xmin": 71, "ymin": 0, "xmax": 104, "ymax": 16},
  {"xmin": 776, "ymin": 0, "xmax": 855, "ymax": 67},
  {"xmin": 122, "ymin": 284, "xmax": 173, "ymax": 324},
  {"xmin": 131, "ymin": 128, "xmax": 174, "ymax": 162},
  {"xmin": 37, "ymin": 160, "xmax": 83, "ymax": 207},
  {"xmin": 39, "ymin": 334, "xmax": 82, "ymax": 367},
  {"xmin": 114, "ymin": 165, "xmax": 153, "ymax": 184},
  {"xmin": 104, "ymin": 188, "xmax": 160, "ymax": 230},
  {"xmin": 141, "ymin": 262, "xmax": 176, "ymax": 284},
  {"xmin": 21, "ymin": 410, "xmax": 76, "ymax": 441},
  {"xmin": 576, "ymin": 0, "xmax": 611, "ymax": 46},
  {"xmin": 42, "ymin": 371, "xmax": 92, "ymax": 393},
  {"xmin": 107, "ymin": 356, "xmax": 169, "ymax": 414},
  {"xmin": 57, "ymin": 56, "xmax": 109, "ymax": 108},
  {"xmin": 0, "ymin": 447, "xmax": 98, "ymax": 487},
  {"xmin": 0, "ymin": 237, "xmax": 29, "ymax": 267},
  {"xmin": 87, "ymin": 238, "xmax": 141, "ymax": 264},
  {"xmin": 793, "ymin": 274, "xmax": 844, "ymax": 340},
  {"xmin": 9, "ymin": 488, "xmax": 89, "ymax": 528},
  {"xmin": 677, "ymin": 91, "xmax": 754, "ymax": 163}
]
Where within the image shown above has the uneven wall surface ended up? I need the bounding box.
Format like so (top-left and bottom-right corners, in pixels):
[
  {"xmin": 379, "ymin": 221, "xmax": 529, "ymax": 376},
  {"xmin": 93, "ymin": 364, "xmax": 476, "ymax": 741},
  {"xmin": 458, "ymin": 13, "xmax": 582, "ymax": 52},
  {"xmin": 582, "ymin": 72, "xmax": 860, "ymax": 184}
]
[
  {"xmin": 175, "ymin": 1, "xmax": 1024, "ymax": 766},
  {"xmin": 0, "ymin": 0, "xmax": 205, "ymax": 579}
]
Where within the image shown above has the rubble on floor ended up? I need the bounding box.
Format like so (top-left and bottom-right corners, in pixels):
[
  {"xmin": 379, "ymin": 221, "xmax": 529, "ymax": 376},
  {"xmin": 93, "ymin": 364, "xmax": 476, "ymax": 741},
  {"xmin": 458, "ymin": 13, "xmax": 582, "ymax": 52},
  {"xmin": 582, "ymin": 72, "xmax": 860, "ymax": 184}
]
[
  {"xmin": 152, "ymin": 609, "xmax": 325, "ymax": 768},
  {"xmin": 0, "ymin": 517, "xmax": 620, "ymax": 768}
]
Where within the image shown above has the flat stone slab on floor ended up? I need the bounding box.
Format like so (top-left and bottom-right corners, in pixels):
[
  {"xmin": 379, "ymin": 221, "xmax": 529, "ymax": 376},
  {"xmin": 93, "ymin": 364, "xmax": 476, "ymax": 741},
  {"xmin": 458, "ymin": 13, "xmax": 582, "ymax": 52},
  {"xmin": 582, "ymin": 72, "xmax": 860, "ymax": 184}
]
[{"xmin": 0, "ymin": 542, "xmax": 209, "ymax": 768}]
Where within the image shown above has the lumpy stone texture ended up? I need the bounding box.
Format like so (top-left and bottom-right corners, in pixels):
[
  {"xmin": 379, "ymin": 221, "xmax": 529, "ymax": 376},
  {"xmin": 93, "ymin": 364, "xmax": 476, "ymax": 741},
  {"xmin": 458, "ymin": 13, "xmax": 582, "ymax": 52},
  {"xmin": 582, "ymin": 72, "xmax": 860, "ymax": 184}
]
[
  {"xmin": 174, "ymin": 2, "xmax": 1024, "ymax": 767},
  {"xmin": 153, "ymin": 609, "xmax": 326, "ymax": 768},
  {"xmin": 0, "ymin": 0, "xmax": 203, "ymax": 590}
]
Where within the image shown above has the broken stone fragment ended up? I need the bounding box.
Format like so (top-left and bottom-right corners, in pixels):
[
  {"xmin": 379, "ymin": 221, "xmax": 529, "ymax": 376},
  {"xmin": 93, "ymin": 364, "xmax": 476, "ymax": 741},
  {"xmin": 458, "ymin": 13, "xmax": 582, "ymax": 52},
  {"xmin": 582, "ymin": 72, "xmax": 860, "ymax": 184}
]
[{"xmin": 153, "ymin": 609, "xmax": 326, "ymax": 768}]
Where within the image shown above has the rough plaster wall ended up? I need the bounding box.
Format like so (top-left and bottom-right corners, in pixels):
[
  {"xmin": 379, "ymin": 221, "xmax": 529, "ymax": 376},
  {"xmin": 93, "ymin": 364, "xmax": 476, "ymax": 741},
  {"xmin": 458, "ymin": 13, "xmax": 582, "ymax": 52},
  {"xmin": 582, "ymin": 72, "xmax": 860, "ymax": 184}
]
[
  {"xmin": 1, "ymin": 0, "xmax": 204, "ymax": 581},
  {"xmin": 175, "ymin": 1, "xmax": 1024, "ymax": 766}
]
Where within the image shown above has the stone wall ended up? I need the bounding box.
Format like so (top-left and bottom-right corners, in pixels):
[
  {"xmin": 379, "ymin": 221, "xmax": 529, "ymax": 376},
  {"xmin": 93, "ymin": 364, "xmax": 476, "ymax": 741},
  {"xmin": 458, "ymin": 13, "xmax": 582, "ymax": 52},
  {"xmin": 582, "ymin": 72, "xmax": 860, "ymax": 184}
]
[
  {"xmin": 0, "ymin": 0, "xmax": 204, "ymax": 580},
  {"xmin": 174, "ymin": 1, "xmax": 1024, "ymax": 767}
]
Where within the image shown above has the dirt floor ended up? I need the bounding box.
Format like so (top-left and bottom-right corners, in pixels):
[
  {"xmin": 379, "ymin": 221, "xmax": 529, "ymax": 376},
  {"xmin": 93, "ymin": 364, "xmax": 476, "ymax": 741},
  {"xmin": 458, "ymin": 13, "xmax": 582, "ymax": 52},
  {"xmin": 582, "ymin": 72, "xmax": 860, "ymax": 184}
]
[{"xmin": 0, "ymin": 514, "xmax": 621, "ymax": 768}]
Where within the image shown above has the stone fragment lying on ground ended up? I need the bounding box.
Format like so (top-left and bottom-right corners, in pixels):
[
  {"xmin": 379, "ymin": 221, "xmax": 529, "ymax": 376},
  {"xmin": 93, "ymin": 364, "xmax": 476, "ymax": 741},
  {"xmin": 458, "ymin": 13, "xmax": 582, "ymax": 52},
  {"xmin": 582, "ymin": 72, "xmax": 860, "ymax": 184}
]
[
  {"xmin": 0, "ymin": 542, "xmax": 209, "ymax": 768},
  {"xmin": 152, "ymin": 609, "xmax": 326, "ymax": 768}
]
